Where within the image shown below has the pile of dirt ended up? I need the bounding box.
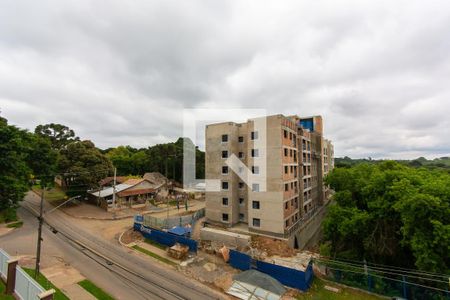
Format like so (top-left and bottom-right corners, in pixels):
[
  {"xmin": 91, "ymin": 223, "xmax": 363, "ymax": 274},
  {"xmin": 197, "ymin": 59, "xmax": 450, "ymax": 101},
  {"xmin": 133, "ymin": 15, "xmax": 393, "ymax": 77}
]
[
  {"xmin": 214, "ymin": 272, "xmax": 235, "ymax": 292},
  {"xmin": 121, "ymin": 228, "xmax": 143, "ymax": 244},
  {"xmin": 251, "ymin": 236, "xmax": 296, "ymax": 257}
]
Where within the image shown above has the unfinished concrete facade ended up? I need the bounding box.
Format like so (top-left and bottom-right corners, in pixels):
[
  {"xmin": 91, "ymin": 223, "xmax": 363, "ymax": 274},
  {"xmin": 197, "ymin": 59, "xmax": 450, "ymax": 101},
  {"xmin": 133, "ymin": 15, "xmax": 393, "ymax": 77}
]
[{"xmin": 205, "ymin": 114, "xmax": 334, "ymax": 247}]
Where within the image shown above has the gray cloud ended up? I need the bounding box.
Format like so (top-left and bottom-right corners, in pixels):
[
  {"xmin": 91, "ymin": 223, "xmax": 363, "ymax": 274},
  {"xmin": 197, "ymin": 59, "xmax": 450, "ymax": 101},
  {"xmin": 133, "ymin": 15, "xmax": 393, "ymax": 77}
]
[{"xmin": 1, "ymin": 0, "xmax": 450, "ymax": 159}]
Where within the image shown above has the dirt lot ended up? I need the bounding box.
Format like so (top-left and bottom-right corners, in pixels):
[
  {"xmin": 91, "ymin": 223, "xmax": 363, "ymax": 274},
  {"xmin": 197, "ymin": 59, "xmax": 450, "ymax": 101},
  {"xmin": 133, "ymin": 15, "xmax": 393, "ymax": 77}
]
[
  {"xmin": 250, "ymin": 235, "xmax": 296, "ymax": 257},
  {"xmin": 75, "ymin": 217, "xmax": 133, "ymax": 242}
]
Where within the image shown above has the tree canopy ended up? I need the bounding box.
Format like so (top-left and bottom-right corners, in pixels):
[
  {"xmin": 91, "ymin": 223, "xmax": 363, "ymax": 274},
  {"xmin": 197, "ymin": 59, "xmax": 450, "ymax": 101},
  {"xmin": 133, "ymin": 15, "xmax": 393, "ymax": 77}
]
[
  {"xmin": 35, "ymin": 123, "xmax": 79, "ymax": 150},
  {"xmin": 0, "ymin": 116, "xmax": 57, "ymax": 220},
  {"xmin": 105, "ymin": 137, "xmax": 205, "ymax": 183},
  {"xmin": 58, "ymin": 140, "xmax": 113, "ymax": 195},
  {"xmin": 322, "ymin": 161, "xmax": 450, "ymax": 274}
]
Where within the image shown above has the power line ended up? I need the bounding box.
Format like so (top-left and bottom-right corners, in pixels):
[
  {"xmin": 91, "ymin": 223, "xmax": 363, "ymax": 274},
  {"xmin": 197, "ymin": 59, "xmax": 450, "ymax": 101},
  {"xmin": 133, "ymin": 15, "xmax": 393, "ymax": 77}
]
[
  {"xmin": 315, "ymin": 258, "xmax": 448, "ymax": 284},
  {"xmin": 318, "ymin": 255, "xmax": 450, "ymax": 278},
  {"xmin": 323, "ymin": 265, "xmax": 449, "ymax": 294}
]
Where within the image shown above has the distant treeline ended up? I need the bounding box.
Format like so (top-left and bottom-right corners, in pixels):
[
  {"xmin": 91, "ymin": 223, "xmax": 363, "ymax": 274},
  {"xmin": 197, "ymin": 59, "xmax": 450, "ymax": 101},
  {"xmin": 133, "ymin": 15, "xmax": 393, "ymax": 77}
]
[
  {"xmin": 101, "ymin": 138, "xmax": 205, "ymax": 183},
  {"xmin": 336, "ymin": 156, "xmax": 450, "ymax": 172}
]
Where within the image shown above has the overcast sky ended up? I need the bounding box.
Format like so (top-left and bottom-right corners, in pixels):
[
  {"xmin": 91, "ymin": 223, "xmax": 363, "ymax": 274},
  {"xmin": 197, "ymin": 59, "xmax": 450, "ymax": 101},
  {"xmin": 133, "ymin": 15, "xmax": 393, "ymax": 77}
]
[{"xmin": 1, "ymin": 1, "xmax": 449, "ymax": 159}]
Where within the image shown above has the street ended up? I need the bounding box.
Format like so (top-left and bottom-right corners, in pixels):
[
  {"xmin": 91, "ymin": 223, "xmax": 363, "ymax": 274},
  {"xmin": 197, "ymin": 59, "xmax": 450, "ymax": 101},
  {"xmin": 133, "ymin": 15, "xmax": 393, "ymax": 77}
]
[{"xmin": 0, "ymin": 192, "xmax": 224, "ymax": 300}]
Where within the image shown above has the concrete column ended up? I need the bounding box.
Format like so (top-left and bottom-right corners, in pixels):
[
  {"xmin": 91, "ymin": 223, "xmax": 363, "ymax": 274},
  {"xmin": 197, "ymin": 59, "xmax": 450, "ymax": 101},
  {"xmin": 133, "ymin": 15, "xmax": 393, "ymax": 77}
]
[
  {"xmin": 38, "ymin": 289, "xmax": 55, "ymax": 300},
  {"xmin": 5, "ymin": 258, "xmax": 19, "ymax": 295}
]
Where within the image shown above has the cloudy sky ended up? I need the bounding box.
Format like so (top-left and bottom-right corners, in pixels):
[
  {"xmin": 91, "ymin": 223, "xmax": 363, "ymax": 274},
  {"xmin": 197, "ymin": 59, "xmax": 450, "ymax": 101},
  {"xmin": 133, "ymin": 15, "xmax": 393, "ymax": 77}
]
[{"xmin": 1, "ymin": 0, "xmax": 449, "ymax": 159}]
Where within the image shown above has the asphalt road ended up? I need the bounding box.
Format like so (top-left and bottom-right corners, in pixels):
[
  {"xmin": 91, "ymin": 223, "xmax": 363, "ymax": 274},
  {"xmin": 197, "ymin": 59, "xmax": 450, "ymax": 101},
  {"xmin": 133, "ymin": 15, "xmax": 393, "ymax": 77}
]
[{"xmin": 1, "ymin": 192, "xmax": 224, "ymax": 300}]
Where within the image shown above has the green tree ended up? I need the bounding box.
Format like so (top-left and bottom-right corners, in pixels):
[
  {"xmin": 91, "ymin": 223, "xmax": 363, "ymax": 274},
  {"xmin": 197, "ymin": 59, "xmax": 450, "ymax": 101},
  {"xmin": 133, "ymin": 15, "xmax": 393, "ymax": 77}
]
[
  {"xmin": 58, "ymin": 140, "xmax": 113, "ymax": 195},
  {"xmin": 323, "ymin": 161, "xmax": 450, "ymax": 274},
  {"xmin": 105, "ymin": 137, "xmax": 205, "ymax": 183},
  {"xmin": 0, "ymin": 116, "xmax": 57, "ymax": 221},
  {"xmin": 35, "ymin": 123, "xmax": 79, "ymax": 150},
  {"xmin": 0, "ymin": 117, "xmax": 30, "ymax": 213}
]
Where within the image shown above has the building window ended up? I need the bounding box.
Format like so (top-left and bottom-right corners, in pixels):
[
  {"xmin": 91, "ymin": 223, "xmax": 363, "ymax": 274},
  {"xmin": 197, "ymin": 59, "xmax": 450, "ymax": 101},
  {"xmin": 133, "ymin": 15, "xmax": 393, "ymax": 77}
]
[
  {"xmin": 222, "ymin": 166, "xmax": 228, "ymax": 174},
  {"xmin": 222, "ymin": 134, "xmax": 228, "ymax": 143},
  {"xmin": 238, "ymin": 182, "xmax": 244, "ymax": 189},
  {"xmin": 222, "ymin": 181, "xmax": 229, "ymax": 190},
  {"xmin": 252, "ymin": 166, "xmax": 259, "ymax": 174},
  {"xmin": 222, "ymin": 198, "xmax": 228, "ymax": 206},
  {"xmin": 253, "ymin": 218, "xmax": 261, "ymax": 227},
  {"xmin": 284, "ymin": 166, "xmax": 288, "ymax": 174},
  {"xmin": 290, "ymin": 149, "xmax": 293, "ymax": 157},
  {"xmin": 222, "ymin": 150, "xmax": 228, "ymax": 158},
  {"xmin": 238, "ymin": 152, "xmax": 244, "ymax": 158},
  {"xmin": 251, "ymin": 149, "xmax": 259, "ymax": 157},
  {"xmin": 239, "ymin": 198, "xmax": 244, "ymax": 206},
  {"xmin": 251, "ymin": 131, "xmax": 258, "ymax": 140},
  {"xmin": 284, "ymin": 148, "xmax": 288, "ymax": 156},
  {"xmin": 285, "ymin": 202, "xmax": 288, "ymax": 209},
  {"xmin": 252, "ymin": 183, "xmax": 260, "ymax": 192},
  {"xmin": 284, "ymin": 130, "xmax": 287, "ymax": 138},
  {"xmin": 238, "ymin": 136, "xmax": 244, "ymax": 143},
  {"xmin": 285, "ymin": 220, "xmax": 289, "ymax": 227},
  {"xmin": 285, "ymin": 183, "xmax": 289, "ymax": 191},
  {"xmin": 289, "ymin": 132, "xmax": 292, "ymax": 140},
  {"xmin": 222, "ymin": 213, "xmax": 229, "ymax": 222},
  {"xmin": 239, "ymin": 213, "xmax": 244, "ymax": 221},
  {"xmin": 252, "ymin": 201, "xmax": 260, "ymax": 209}
]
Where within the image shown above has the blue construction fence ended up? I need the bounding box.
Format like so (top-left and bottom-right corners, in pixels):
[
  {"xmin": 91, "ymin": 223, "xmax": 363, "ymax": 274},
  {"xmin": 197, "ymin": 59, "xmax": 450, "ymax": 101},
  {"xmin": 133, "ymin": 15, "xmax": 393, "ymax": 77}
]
[
  {"xmin": 229, "ymin": 249, "xmax": 314, "ymax": 291},
  {"xmin": 134, "ymin": 222, "xmax": 198, "ymax": 252}
]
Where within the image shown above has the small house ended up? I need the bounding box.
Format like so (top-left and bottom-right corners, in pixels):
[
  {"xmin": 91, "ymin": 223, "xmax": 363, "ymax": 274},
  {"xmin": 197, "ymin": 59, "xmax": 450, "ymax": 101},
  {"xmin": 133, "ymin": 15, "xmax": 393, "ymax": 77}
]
[{"xmin": 88, "ymin": 178, "xmax": 159, "ymax": 211}]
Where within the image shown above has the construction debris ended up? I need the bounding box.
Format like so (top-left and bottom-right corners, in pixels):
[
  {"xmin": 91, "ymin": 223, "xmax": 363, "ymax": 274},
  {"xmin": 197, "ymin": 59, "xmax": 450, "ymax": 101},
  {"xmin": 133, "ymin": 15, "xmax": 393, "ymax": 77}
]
[
  {"xmin": 220, "ymin": 246, "xmax": 230, "ymax": 262},
  {"xmin": 167, "ymin": 243, "xmax": 189, "ymax": 260},
  {"xmin": 203, "ymin": 262, "xmax": 217, "ymax": 272},
  {"xmin": 261, "ymin": 251, "xmax": 318, "ymax": 271},
  {"xmin": 250, "ymin": 236, "xmax": 295, "ymax": 257}
]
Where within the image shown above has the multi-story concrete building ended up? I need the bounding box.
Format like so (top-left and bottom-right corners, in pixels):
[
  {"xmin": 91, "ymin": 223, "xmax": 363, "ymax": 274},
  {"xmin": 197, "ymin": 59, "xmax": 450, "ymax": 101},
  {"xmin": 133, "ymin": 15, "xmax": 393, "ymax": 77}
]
[{"xmin": 205, "ymin": 114, "xmax": 334, "ymax": 248}]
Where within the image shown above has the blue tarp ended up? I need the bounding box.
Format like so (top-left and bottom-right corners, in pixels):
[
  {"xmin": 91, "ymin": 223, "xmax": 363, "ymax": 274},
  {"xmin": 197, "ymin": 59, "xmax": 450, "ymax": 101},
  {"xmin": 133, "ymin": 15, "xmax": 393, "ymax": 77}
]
[
  {"xmin": 168, "ymin": 226, "xmax": 192, "ymax": 236},
  {"xmin": 229, "ymin": 249, "xmax": 252, "ymax": 271},
  {"xmin": 134, "ymin": 223, "xmax": 197, "ymax": 252},
  {"xmin": 228, "ymin": 249, "xmax": 313, "ymax": 291},
  {"xmin": 299, "ymin": 119, "xmax": 314, "ymax": 132}
]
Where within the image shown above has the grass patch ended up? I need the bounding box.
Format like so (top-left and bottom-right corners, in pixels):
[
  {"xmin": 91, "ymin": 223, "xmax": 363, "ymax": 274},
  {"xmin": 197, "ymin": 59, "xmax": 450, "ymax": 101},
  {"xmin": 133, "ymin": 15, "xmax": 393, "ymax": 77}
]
[
  {"xmin": 22, "ymin": 268, "xmax": 69, "ymax": 300},
  {"xmin": 296, "ymin": 277, "xmax": 384, "ymax": 300},
  {"xmin": 32, "ymin": 186, "xmax": 67, "ymax": 202},
  {"xmin": 78, "ymin": 279, "xmax": 115, "ymax": 300},
  {"xmin": 132, "ymin": 245, "xmax": 176, "ymax": 266},
  {"xmin": 0, "ymin": 280, "xmax": 15, "ymax": 300},
  {"xmin": 6, "ymin": 221, "xmax": 23, "ymax": 228},
  {"xmin": 0, "ymin": 208, "xmax": 17, "ymax": 224},
  {"xmin": 144, "ymin": 238, "xmax": 167, "ymax": 250}
]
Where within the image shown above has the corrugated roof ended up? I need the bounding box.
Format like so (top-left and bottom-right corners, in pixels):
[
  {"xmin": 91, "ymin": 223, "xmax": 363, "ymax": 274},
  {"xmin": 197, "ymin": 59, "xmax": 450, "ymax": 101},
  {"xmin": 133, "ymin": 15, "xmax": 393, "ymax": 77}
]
[
  {"xmin": 123, "ymin": 178, "xmax": 144, "ymax": 185},
  {"xmin": 89, "ymin": 183, "xmax": 131, "ymax": 198}
]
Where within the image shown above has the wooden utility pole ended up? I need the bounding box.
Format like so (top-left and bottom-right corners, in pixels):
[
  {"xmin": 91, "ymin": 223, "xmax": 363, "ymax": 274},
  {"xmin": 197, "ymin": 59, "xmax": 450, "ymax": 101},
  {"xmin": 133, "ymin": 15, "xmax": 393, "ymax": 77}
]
[
  {"xmin": 35, "ymin": 190, "xmax": 44, "ymax": 278},
  {"xmin": 112, "ymin": 167, "xmax": 117, "ymax": 210}
]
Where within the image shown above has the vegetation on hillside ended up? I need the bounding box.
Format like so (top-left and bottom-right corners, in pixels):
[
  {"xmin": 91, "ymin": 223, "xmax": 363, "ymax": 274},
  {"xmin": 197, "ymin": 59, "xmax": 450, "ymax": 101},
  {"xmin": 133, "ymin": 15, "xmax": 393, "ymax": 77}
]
[
  {"xmin": 322, "ymin": 161, "xmax": 450, "ymax": 274},
  {"xmin": 336, "ymin": 156, "xmax": 450, "ymax": 172}
]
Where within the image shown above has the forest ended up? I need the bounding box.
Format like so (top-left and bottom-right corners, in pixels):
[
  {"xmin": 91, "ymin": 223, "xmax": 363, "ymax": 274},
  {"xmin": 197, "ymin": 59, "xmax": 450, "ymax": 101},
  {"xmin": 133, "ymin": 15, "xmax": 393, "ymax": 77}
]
[{"xmin": 321, "ymin": 160, "xmax": 450, "ymax": 275}]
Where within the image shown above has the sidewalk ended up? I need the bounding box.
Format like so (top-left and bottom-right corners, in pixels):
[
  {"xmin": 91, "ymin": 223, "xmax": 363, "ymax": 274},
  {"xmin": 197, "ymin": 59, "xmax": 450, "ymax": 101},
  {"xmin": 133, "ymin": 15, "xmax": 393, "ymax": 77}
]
[{"xmin": 41, "ymin": 264, "xmax": 96, "ymax": 300}]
